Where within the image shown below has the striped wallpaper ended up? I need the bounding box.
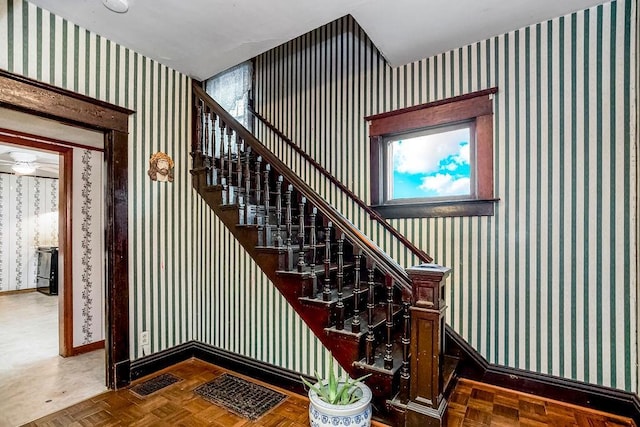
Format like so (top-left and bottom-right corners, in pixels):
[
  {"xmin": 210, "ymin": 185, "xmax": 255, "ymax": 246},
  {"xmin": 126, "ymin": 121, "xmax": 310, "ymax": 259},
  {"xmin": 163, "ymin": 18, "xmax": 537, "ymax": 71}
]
[
  {"xmin": 254, "ymin": 2, "xmax": 638, "ymax": 392},
  {"xmin": 0, "ymin": 0, "xmax": 196, "ymax": 360}
]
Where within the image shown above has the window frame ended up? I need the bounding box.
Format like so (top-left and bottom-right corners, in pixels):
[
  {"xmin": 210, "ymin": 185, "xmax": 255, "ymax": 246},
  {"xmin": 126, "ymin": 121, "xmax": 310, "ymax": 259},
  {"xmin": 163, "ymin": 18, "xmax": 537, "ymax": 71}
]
[{"xmin": 366, "ymin": 88, "xmax": 498, "ymax": 218}]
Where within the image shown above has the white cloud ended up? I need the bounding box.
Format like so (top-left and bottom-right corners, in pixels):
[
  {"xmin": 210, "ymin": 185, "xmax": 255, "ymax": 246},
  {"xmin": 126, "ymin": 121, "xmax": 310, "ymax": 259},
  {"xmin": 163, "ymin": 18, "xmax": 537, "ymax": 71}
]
[
  {"xmin": 393, "ymin": 128, "xmax": 470, "ymax": 174},
  {"xmin": 419, "ymin": 174, "xmax": 470, "ymax": 196}
]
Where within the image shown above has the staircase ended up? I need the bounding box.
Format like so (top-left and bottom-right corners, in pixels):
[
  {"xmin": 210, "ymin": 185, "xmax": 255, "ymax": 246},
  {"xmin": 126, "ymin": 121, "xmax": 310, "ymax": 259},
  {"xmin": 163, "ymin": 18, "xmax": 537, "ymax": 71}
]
[{"xmin": 191, "ymin": 83, "xmax": 458, "ymax": 426}]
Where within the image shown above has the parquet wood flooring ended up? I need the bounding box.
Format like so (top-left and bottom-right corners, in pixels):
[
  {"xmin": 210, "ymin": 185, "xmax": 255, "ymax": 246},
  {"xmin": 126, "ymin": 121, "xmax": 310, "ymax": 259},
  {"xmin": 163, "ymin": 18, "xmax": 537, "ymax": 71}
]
[
  {"xmin": 22, "ymin": 359, "xmax": 636, "ymax": 427},
  {"xmin": 447, "ymin": 379, "xmax": 636, "ymax": 427}
]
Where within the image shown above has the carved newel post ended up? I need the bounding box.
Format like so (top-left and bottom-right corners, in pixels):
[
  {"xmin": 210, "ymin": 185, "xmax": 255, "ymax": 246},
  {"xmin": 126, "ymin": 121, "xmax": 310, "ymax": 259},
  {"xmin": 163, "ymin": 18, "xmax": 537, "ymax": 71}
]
[{"xmin": 406, "ymin": 264, "xmax": 452, "ymax": 427}]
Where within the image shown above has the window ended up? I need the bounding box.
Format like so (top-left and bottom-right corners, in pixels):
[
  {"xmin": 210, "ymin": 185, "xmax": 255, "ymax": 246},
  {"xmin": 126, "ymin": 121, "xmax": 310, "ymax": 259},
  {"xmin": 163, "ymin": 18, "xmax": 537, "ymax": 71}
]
[
  {"xmin": 205, "ymin": 61, "xmax": 253, "ymax": 129},
  {"xmin": 366, "ymin": 88, "xmax": 498, "ymax": 218}
]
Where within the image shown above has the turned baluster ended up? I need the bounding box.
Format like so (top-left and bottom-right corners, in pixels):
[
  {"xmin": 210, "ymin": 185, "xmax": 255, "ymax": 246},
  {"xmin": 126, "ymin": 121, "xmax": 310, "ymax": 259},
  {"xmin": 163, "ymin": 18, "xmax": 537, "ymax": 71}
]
[
  {"xmin": 219, "ymin": 120, "xmax": 226, "ymax": 182},
  {"xmin": 202, "ymin": 108, "xmax": 210, "ymax": 156},
  {"xmin": 263, "ymin": 164, "xmax": 271, "ymax": 245},
  {"xmin": 351, "ymin": 251, "xmax": 363, "ymax": 333},
  {"xmin": 323, "ymin": 221, "xmax": 333, "ymax": 301},
  {"xmin": 226, "ymin": 127, "xmax": 233, "ymax": 189},
  {"xmin": 254, "ymin": 156, "xmax": 262, "ymax": 209},
  {"xmin": 285, "ymin": 184, "xmax": 293, "ymax": 270},
  {"xmin": 400, "ymin": 301, "xmax": 411, "ymax": 403},
  {"xmin": 236, "ymin": 135, "xmax": 243, "ymax": 196},
  {"xmin": 366, "ymin": 263, "xmax": 376, "ymax": 364},
  {"xmin": 244, "ymin": 146, "xmax": 251, "ymax": 202},
  {"xmin": 308, "ymin": 207, "xmax": 317, "ymax": 297},
  {"xmin": 335, "ymin": 233, "xmax": 345, "ymax": 330},
  {"xmin": 221, "ymin": 177, "xmax": 228, "ymax": 205},
  {"xmin": 275, "ymin": 176, "xmax": 283, "ymax": 247},
  {"xmin": 297, "ymin": 197, "xmax": 306, "ymax": 272},
  {"xmin": 194, "ymin": 101, "xmax": 202, "ymax": 155},
  {"xmin": 384, "ymin": 276, "xmax": 394, "ymax": 369},
  {"xmin": 209, "ymin": 111, "xmax": 218, "ymax": 185}
]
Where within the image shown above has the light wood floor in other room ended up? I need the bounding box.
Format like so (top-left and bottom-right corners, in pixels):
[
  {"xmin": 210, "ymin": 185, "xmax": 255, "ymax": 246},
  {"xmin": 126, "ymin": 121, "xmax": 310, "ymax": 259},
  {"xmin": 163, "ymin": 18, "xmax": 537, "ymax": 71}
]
[{"xmin": 25, "ymin": 358, "xmax": 635, "ymax": 427}]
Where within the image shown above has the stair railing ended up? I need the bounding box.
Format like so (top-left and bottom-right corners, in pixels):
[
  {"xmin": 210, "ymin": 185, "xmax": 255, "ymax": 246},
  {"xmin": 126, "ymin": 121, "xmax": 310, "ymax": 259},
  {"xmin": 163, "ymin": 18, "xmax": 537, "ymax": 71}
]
[
  {"xmin": 248, "ymin": 106, "xmax": 432, "ymax": 266},
  {"xmin": 193, "ymin": 82, "xmax": 415, "ymax": 296}
]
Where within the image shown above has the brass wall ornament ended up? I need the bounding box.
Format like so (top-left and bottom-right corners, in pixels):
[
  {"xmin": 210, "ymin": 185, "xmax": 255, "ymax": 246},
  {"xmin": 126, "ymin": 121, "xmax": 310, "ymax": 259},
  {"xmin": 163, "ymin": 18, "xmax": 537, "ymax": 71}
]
[{"xmin": 148, "ymin": 152, "xmax": 174, "ymax": 182}]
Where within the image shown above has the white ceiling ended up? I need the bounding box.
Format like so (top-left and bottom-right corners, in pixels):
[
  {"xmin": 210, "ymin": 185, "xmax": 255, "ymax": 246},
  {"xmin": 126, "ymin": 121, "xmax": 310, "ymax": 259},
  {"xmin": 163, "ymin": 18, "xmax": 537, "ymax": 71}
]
[{"xmin": 29, "ymin": 0, "xmax": 607, "ymax": 81}]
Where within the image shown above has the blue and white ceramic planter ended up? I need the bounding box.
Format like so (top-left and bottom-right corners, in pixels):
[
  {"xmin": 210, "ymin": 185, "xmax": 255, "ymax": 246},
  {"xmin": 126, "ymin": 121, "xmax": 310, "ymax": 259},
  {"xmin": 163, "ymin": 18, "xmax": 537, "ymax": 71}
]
[{"xmin": 308, "ymin": 381, "xmax": 372, "ymax": 427}]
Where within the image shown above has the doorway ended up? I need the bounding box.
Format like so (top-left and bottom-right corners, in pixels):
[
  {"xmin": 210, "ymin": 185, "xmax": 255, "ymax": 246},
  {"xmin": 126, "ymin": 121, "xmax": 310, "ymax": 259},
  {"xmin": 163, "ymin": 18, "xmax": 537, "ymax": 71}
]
[{"xmin": 0, "ymin": 69, "xmax": 133, "ymax": 389}]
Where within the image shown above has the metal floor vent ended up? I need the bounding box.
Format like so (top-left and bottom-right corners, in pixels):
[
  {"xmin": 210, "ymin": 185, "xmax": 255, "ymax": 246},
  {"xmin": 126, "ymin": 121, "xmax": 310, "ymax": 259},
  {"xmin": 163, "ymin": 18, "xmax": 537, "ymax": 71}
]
[
  {"xmin": 194, "ymin": 373, "xmax": 287, "ymax": 420},
  {"xmin": 129, "ymin": 373, "xmax": 182, "ymax": 397}
]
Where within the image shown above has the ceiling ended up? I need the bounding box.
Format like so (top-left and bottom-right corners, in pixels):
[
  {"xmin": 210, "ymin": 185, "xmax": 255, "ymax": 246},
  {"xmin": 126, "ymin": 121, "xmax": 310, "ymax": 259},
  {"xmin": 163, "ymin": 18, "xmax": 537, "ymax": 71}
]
[{"xmin": 29, "ymin": 0, "xmax": 607, "ymax": 81}]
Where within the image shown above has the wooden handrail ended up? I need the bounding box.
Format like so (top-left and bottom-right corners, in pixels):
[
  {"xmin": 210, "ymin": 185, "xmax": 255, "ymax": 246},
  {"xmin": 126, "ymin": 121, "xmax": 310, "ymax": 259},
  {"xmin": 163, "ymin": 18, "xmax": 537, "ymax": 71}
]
[
  {"xmin": 248, "ymin": 106, "xmax": 433, "ymax": 265},
  {"xmin": 193, "ymin": 82, "xmax": 416, "ymax": 295}
]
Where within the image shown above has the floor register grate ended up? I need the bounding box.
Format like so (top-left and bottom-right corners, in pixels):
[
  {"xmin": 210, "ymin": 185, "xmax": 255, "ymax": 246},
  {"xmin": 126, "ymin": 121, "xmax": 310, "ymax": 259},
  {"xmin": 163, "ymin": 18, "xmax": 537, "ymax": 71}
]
[{"xmin": 194, "ymin": 373, "xmax": 287, "ymax": 420}]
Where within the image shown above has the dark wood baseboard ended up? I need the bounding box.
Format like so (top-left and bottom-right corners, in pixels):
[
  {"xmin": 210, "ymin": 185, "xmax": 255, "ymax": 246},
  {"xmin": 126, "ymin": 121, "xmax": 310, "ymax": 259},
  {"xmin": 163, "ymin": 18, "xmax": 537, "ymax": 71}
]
[
  {"xmin": 0, "ymin": 288, "xmax": 37, "ymax": 296},
  {"xmin": 445, "ymin": 325, "xmax": 640, "ymax": 425},
  {"xmin": 71, "ymin": 340, "xmax": 105, "ymax": 356},
  {"xmin": 129, "ymin": 340, "xmax": 314, "ymax": 396}
]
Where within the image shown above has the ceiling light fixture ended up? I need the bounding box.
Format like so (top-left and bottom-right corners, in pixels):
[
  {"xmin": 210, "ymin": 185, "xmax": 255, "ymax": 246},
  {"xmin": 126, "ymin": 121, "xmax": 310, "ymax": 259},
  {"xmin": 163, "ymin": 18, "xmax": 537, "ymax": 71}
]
[
  {"xmin": 102, "ymin": 0, "xmax": 129, "ymax": 13},
  {"xmin": 12, "ymin": 162, "xmax": 36, "ymax": 175}
]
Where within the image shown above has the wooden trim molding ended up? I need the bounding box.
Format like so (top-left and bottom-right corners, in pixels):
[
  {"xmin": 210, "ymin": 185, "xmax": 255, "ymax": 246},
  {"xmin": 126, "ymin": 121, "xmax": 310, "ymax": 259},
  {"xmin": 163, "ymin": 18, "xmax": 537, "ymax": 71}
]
[
  {"xmin": 367, "ymin": 88, "xmax": 497, "ymax": 218},
  {"xmin": 445, "ymin": 325, "xmax": 640, "ymax": 425},
  {"xmin": 71, "ymin": 340, "xmax": 105, "ymax": 356},
  {"xmin": 0, "ymin": 70, "xmax": 132, "ymax": 133},
  {"xmin": 0, "ymin": 68, "xmax": 132, "ymax": 389},
  {"xmin": 130, "ymin": 340, "xmax": 314, "ymax": 396}
]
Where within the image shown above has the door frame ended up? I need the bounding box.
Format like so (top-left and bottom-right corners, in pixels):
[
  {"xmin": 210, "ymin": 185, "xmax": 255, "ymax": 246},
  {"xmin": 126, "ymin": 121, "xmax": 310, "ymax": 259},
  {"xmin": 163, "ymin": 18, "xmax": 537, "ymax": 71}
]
[{"xmin": 0, "ymin": 69, "xmax": 133, "ymax": 389}]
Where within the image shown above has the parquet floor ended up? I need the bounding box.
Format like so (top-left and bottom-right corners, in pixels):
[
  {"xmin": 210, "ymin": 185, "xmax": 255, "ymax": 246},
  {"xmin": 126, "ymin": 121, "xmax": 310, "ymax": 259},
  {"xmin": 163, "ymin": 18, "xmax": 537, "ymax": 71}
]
[
  {"xmin": 448, "ymin": 379, "xmax": 635, "ymax": 427},
  {"xmin": 22, "ymin": 358, "xmax": 635, "ymax": 427}
]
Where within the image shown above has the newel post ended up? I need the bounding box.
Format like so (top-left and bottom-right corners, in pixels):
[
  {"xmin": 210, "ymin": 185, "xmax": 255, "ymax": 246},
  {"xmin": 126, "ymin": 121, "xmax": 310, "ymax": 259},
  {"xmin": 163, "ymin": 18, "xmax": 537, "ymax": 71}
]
[{"xmin": 406, "ymin": 264, "xmax": 451, "ymax": 427}]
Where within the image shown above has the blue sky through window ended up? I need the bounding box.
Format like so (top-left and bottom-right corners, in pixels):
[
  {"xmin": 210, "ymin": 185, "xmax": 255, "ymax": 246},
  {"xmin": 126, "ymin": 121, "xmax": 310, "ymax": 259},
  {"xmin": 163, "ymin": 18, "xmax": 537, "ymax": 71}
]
[{"xmin": 391, "ymin": 126, "xmax": 471, "ymax": 199}]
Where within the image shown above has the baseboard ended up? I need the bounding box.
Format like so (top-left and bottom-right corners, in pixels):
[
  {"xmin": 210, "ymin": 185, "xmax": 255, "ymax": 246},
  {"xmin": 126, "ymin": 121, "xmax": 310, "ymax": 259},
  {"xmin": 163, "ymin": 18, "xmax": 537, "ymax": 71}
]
[
  {"xmin": 71, "ymin": 340, "xmax": 105, "ymax": 356},
  {"xmin": 129, "ymin": 340, "xmax": 314, "ymax": 396},
  {"xmin": 445, "ymin": 325, "xmax": 640, "ymax": 424},
  {"xmin": 0, "ymin": 288, "xmax": 37, "ymax": 296}
]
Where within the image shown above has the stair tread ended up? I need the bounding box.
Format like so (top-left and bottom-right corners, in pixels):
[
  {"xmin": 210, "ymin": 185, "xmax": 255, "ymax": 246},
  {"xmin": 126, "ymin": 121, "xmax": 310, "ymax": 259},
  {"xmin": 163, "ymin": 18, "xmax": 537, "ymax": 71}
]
[
  {"xmin": 276, "ymin": 262, "xmax": 355, "ymax": 278},
  {"xmin": 255, "ymin": 243, "xmax": 327, "ymax": 253},
  {"xmin": 352, "ymin": 342, "xmax": 404, "ymax": 375},
  {"xmin": 324, "ymin": 303, "xmax": 402, "ymax": 337}
]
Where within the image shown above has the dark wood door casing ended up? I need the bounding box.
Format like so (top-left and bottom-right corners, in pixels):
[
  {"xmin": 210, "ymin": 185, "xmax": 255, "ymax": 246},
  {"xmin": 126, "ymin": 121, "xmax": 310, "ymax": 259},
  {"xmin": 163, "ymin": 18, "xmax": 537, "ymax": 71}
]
[{"xmin": 0, "ymin": 69, "xmax": 134, "ymax": 389}]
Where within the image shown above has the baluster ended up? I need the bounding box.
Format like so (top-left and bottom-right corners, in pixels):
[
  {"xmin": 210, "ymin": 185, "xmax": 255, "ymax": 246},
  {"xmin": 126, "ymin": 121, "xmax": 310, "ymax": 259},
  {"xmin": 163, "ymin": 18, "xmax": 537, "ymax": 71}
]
[
  {"xmin": 297, "ymin": 197, "xmax": 306, "ymax": 272},
  {"xmin": 204, "ymin": 108, "xmax": 211, "ymax": 157},
  {"xmin": 254, "ymin": 156, "xmax": 262, "ymax": 209},
  {"xmin": 384, "ymin": 276, "xmax": 394, "ymax": 369},
  {"xmin": 274, "ymin": 176, "xmax": 283, "ymax": 247},
  {"xmin": 194, "ymin": 101, "xmax": 202, "ymax": 155},
  {"xmin": 335, "ymin": 233, "xmax": 345, "ymax": 330},
  {"xmin": 285, "ymin": 184, "xmax": 293, "ymax": 270},
  {"xmin": 235, "ymin": 136, "xmax": 244, "ymax": 223},
  {"xmin": 351, "ymin": 251, "xmax": 362, "ymax": 333},
  {"xmin": 323, "ymin": 221, "xmax": 333, "ymax": 301},
  {"xmin": 308, "ymin": 207, "xmax": 317, "ymax": 297},
  {"xmin": 236, "ymin": 135, "xmax": 243, "ymax": 196},
  {"xmin": 221, "ymin": 178, "xmax": 228, "ymax": 205},
  {"xmin": 263, "ymin": 164, "xmax": 271, "ymax": 245},
  {"xmin": 209, "ymin": 111, "xmax": 218, "ymax": 185},
  {"xmin": 366, "ymin": 263, "xmax": 376, "ymax": 364},
  {"xmin": 244, "ymin": 146, "xmax": 251, "ymax": 201},
  {"xmin": 400, "ymin": 301, "xmax": 411, "ymax": 403},
  {"xmin": 219, "ymin": 120, "xmax": 226, "ymax": 182},
  {"xmin": 226, "ymin": 127, "xmax": 233, "ymax": 190}
]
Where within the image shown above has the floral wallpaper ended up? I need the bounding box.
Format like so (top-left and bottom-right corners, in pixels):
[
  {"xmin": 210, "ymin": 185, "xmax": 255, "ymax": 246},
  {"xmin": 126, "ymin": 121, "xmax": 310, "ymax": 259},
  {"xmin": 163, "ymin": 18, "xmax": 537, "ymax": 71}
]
[{"xmin": 0, "ymin": 173, "xmax": 58, "ymax": 292}]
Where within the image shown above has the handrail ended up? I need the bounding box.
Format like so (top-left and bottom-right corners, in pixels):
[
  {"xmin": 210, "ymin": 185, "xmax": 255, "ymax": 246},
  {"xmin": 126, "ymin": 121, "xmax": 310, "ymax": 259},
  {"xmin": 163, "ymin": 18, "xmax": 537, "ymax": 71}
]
[
  {"xmin": 193, "ymin": 82, "xmax": 415, "ymax": 295},
  {"xmin": 248, "ymin": 106, "xmax": 433, "ymax": 265}
]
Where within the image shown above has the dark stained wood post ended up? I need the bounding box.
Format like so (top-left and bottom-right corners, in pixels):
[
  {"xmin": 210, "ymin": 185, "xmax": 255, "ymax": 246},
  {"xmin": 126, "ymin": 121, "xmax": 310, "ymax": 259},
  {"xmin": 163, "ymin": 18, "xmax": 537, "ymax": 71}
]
[{"xmin": 406, "ymin": 264, "xmax": 452, "ymax": 427}]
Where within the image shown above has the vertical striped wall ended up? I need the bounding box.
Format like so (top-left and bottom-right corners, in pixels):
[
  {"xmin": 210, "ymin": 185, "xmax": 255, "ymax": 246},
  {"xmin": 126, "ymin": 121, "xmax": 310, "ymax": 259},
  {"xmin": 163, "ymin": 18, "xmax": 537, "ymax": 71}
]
[
  {"xmin": 0, "ymin": 0, "xmax": 196, "ymax": 360},
  {"xmin": 254, "ymin": 2, "xmax": 638, "ymax": 391}
]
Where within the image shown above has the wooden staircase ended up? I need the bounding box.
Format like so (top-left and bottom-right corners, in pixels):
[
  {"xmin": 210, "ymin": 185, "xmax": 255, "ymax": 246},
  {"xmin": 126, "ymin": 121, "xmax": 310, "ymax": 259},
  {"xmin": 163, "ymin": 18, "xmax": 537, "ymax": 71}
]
[{"xmin": 191, "ymin": 83, "xmax": 458, "ymax": 426}]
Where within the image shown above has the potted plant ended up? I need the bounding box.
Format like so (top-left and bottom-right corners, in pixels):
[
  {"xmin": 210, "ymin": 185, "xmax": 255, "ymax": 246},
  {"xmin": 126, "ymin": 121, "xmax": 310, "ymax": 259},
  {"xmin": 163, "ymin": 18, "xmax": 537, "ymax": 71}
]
[{"xmin": 301, "ymin": 356, "xmax": 372, "ymax": 427}]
